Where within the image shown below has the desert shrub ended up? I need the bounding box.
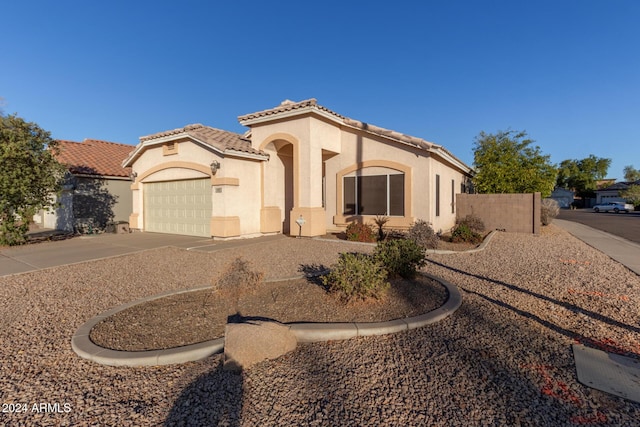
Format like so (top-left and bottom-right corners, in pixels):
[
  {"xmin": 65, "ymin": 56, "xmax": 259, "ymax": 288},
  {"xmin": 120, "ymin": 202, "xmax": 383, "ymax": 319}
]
[
  {"xmin": 541, "ymin": 198, "xmax": 560, "ymax": 225},
  {"xmin": 456, "ymin": 214, "xmax": 485, "ymax": 233},
  {"xmin": 212, "ymin": 257, "xmax": 264, "ymax": 292},
  {"xmin": 407, "ymin": 219, "xmax": 439, "ymax": 250},
  {"xmin": 450, "ymin": 223, "xmax": 483, "ymax": 244},
  {"xmin": 322, "ymin": 252, "xmax": 389, "ymax": 302},
  {"xmin": 374, "ymin": 238, "xmax": 426, "ymax": 279},
  {"xmin": 345, "ymin": 222, "xmax": 376, "ymax": 243}
]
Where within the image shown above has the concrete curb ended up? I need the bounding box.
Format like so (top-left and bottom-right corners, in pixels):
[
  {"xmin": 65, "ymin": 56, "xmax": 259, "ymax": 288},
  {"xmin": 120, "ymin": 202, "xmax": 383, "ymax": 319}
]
[
  {"xmin": 312, "ymin": 230, "xmax": 498, "ymax": 255},
  {"xmin": 289, "ymin": 273, "xmax": 461, "ymax": 343},
  {"xmin": 72, "ymin": 233, "xmax": 494, "ymax": 367},
  {"xmin": 72, "ymin": 274, "xmax": 462, "ymax": 367}
]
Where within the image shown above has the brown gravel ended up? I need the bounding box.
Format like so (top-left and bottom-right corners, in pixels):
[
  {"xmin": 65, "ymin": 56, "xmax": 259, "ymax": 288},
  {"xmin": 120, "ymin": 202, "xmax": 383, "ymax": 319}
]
[
  {"xmin": 89, "ymin": 275, "xmax": 446, "ymax": 351},
  {"xmin": 1, "ymin": 227, "xmax": 639, "ymax": 426}
]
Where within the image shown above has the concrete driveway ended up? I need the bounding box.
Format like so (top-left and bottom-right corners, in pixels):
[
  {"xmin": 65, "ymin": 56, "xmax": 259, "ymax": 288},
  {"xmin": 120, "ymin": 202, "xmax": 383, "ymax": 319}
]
[{"xmin": 0, "ymin": 232, "xmax": 215, "ymax": 277}]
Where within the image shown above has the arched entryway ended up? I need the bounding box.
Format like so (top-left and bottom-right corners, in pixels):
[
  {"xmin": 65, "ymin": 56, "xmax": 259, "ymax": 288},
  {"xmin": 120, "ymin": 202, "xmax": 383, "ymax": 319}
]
[{"xmin": 261, "ymin": 138, "xmax": 296, "ymax": 234}]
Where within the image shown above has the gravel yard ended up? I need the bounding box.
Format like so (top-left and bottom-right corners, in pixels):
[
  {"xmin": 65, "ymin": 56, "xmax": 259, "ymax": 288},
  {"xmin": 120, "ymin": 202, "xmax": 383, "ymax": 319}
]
[{"xmin": 1, "ymin": 226, "xmax": 639, "ymax": 426}]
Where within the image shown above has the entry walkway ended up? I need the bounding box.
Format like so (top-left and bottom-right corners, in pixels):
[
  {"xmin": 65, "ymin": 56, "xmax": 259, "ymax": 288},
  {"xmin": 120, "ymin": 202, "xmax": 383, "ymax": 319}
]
[{"xmin": 554, "ymin": 219, "xmax": 640, "ymax": 276}]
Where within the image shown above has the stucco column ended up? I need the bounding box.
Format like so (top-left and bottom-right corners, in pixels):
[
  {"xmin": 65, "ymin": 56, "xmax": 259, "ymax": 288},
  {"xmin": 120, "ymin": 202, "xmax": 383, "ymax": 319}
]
[
  {"xmin": 129, "ymin": 182, "xmax": 142, "ymax": 230},
  {"xmin": 290, "ymin": 145, "xmax": 326, "ymax": 236}
]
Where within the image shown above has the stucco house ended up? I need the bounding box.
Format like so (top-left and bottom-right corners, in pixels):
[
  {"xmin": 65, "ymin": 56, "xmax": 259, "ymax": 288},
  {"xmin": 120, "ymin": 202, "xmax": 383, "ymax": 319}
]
[
  {"xmin": 33, "ymin": 139, "xmax": 133, "ymax": 232},
  {"xmin": 122, "ymin": 99, "xmax": 473, "ymax": 239},
  {"xmin": 549, "ymin": 187, "xmax": 575, "ymax": 208},
  {"xmin": 595, "ymin": 180, "xmax": 640, "ymax": 205}
]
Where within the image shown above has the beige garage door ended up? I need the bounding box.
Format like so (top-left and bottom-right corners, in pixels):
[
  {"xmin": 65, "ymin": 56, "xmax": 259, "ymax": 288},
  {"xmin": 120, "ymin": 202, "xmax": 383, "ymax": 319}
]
[{"xmin": 144, "ymin": 179, "xmax": 211, "ymax": 237}]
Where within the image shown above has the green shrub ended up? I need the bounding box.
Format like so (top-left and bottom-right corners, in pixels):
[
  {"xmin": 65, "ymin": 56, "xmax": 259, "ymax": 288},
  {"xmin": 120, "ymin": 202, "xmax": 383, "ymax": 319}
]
[
  {"xmin": 374, "ymin": 238, "xmax": 426, "ymax": 279},
  {"xmin": 456, "ymin": 214, "xmax": 485, "ymax": 233},
  {"xmin": 407, "ymin": 219, "xmax": 439, "ymax": 249},
  {"xmin": 541, "ymin": 198, "xmax": 560, "ymax": 226},
  {"xmin": 345, "ymin": 222, "xmax": 376, "ymax": 243},
  {"xmin": 322, "ymin": 252, "xmax": 389, "ymax": 302},
  {"xmin": 450, "ymin": 223, "xmax": 483, "ymax": 244},
  {"xmin": 0, "ymin": 218, "xmax": 29, "ymax": 246}
]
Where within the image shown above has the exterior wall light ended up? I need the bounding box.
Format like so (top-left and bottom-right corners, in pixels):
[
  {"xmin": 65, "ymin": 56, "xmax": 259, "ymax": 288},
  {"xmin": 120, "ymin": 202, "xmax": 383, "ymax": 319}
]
[
  {"xmin": 210, "ymin": 160, "xmax": 221, "ymax": 175},
  {"xmin": 129, "ymin": 171, "xmax": 138, "ymax": 181}
]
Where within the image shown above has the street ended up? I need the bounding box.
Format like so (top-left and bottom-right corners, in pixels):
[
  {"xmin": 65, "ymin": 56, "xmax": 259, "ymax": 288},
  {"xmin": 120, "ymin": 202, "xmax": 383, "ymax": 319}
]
[{"xmin": 558, "ymin": 208, "xmax": 640, "ymax": 245}]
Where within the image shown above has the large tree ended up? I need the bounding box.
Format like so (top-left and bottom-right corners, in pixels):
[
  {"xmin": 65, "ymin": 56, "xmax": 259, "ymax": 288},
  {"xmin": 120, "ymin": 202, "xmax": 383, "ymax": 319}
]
[
  {"xmin": 623, "ymin": 165, "xmax": 640, "ymax": 182},
  {"xmin": 472, "ymin": 130, "xmax": 556, "ymax": 197},
  {"xmin": 620, "ymin": 184, "xmax": 640, "ymax": 207},
  {"xmin": 556, "ymin": 155, "xmax": 611, "ymax": 198},
  {"xmin": 0, "ymin": 113, "xmax": 65, "ymax": 245}
]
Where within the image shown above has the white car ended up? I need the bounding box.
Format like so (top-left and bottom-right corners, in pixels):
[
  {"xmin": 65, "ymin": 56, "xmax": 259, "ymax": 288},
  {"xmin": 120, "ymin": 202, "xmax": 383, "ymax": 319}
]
[{"xmin": 592, "ymin": 202, "xmax": 634, "ymax": 213}]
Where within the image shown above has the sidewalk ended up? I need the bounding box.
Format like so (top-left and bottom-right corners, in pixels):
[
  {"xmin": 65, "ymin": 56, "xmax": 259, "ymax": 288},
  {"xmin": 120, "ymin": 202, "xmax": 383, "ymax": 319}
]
[{"xmin": 554, "ymin": 219, "xmax": 640, "ymax": 276}]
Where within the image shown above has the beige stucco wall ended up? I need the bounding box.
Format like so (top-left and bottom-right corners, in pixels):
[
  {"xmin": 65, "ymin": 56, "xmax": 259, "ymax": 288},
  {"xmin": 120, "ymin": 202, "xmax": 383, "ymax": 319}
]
[
  {"xmin": 251, "ymin": 115, "xmax": 342, "ymax": 236},
  {"xmin": 325, "ymin": 128, "xmax": 468, "ymax": 233},
  {"xmin": 250, "ymin": 114, "xmax": 470, "ymax": 235},
  {"xmin": 211, "ymin": 156, "xmax": 262, "ymax": 236},
  {"xmin": 427, "ymin": 157, "xmax": 467, "ymax": 233}
]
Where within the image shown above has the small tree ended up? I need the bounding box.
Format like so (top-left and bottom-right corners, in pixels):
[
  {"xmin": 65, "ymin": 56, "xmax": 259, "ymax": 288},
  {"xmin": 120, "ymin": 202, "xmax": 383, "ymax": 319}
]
[
  {"xmin": 0, "ymin": 113, "xmax": 65, "ymax": 245},
  {"xmin": 472, "ymin": 130, "xmax": 557, "ymax": 197}
]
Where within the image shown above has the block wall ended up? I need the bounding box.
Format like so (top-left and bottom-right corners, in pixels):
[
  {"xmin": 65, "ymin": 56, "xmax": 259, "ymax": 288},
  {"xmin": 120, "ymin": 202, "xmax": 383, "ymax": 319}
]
[{"xmin": 456, "ymin": 193, "xmax": 541, "ymax": 234}]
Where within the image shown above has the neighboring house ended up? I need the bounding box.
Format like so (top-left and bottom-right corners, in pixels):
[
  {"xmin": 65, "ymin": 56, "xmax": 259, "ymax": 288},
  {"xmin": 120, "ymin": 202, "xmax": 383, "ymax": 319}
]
[
  {"xmin": 595, "ymin": 180, "xmax": 640, "ymax": 205},
  {"xmin": 549, "ymin": 187, "xmax": 575, "ymax": 208},
  {"xmin": 122, "ymin": 99, "xmax": 473, "ymax": 239},
  {"xmin": 33, "ymin": 139, "xmax": 133, "ymax": 232}
]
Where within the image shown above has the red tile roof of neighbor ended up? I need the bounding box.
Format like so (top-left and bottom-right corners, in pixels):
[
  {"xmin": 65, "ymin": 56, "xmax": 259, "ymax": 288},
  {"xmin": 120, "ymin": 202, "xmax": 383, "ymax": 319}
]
[{"xmin": 55, "ymin": 139, "xmax": 133, "ymax": 178}]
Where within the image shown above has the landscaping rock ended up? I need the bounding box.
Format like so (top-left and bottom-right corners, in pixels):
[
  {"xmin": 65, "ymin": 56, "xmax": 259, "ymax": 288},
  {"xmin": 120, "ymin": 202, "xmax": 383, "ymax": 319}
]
[{"xmin": 224, "ymin": 320, "xmax": 297, "ymax": 371}]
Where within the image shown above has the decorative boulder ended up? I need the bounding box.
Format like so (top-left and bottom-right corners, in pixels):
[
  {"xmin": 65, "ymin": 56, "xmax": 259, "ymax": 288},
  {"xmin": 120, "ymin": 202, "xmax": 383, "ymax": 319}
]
[{"xmin": 224, "ymin": 320, "xmax": 297, "ymax": 371}]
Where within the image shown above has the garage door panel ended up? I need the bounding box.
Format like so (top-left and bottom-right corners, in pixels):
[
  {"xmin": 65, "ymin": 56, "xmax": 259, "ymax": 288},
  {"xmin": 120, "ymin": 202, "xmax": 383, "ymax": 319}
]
[{"xmin": 144, "ymin": 179, "xmax": 211, "ymax": 237}]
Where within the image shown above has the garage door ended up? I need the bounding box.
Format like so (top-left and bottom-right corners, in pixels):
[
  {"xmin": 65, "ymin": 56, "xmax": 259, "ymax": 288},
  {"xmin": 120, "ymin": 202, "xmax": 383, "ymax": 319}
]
[{"xmin": 144, "ymin": 179, "xmax": 211, "ymax": 237}]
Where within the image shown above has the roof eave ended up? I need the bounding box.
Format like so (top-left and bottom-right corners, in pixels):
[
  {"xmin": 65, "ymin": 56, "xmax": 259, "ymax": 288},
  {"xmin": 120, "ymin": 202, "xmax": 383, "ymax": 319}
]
[
  {"xmin": 225, "ymin": 149, "xmax": 269, "ymax": 161},
  {"xmin": 429, "ymin": 146, "xmax": 474, "ymax": 175}
]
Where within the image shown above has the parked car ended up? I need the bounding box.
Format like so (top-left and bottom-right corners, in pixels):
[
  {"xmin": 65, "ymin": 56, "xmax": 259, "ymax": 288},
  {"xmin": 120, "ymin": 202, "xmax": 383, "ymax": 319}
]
[{"xmin": 592, "ymin": 202, "xmax": 634, "ymax": 213}]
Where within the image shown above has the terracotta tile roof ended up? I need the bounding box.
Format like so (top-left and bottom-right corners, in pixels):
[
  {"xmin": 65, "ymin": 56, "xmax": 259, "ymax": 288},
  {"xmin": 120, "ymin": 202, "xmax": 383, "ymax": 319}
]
[
  {"xmin": 238, "ymin": 98, "xmax": 344, "ymax": 122},
  {"xmin": 239, "ymin": 98, "xmax": 437, "ymax": 150},
  {"xmin": 139, "ymin": 124, "xmax": 265, "ymax": 156},
  {"xmin": 56, "ymin": 139, "xmax": 133, "ymax": 178}
]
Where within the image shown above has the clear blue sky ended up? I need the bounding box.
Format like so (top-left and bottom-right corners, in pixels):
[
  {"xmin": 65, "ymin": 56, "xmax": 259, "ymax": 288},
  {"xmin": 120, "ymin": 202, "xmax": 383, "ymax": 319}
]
[{"xmin": 2, "ymin": 0, "xmax": 638, "ymax": 181}]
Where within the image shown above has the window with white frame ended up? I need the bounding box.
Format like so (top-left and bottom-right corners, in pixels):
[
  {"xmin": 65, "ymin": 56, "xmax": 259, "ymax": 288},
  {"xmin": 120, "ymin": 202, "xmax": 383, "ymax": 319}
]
[{"xmin": 343, "ymin": 172, "xmax": 404, "ymax": 216}]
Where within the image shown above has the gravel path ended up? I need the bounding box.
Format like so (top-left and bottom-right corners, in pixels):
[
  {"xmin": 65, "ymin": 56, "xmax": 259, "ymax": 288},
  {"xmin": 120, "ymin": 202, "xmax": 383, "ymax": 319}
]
[{"xmin": 1, "ymin": 226, "xmax": 639, "ymax": 426}]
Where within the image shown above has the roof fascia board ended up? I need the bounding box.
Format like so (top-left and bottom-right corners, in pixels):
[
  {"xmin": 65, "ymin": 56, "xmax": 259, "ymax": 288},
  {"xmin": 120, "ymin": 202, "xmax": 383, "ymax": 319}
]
[
  {"xmin": 430, "ymin": 147, "xmax": 474, "ymax": 175},
  {"xmin": 224, "ymin": 149, "xmax": 269, "ymax": 161},
  {"xmin": 72, "ymin": 173, "xmax": 131, "ymax": 181}
]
